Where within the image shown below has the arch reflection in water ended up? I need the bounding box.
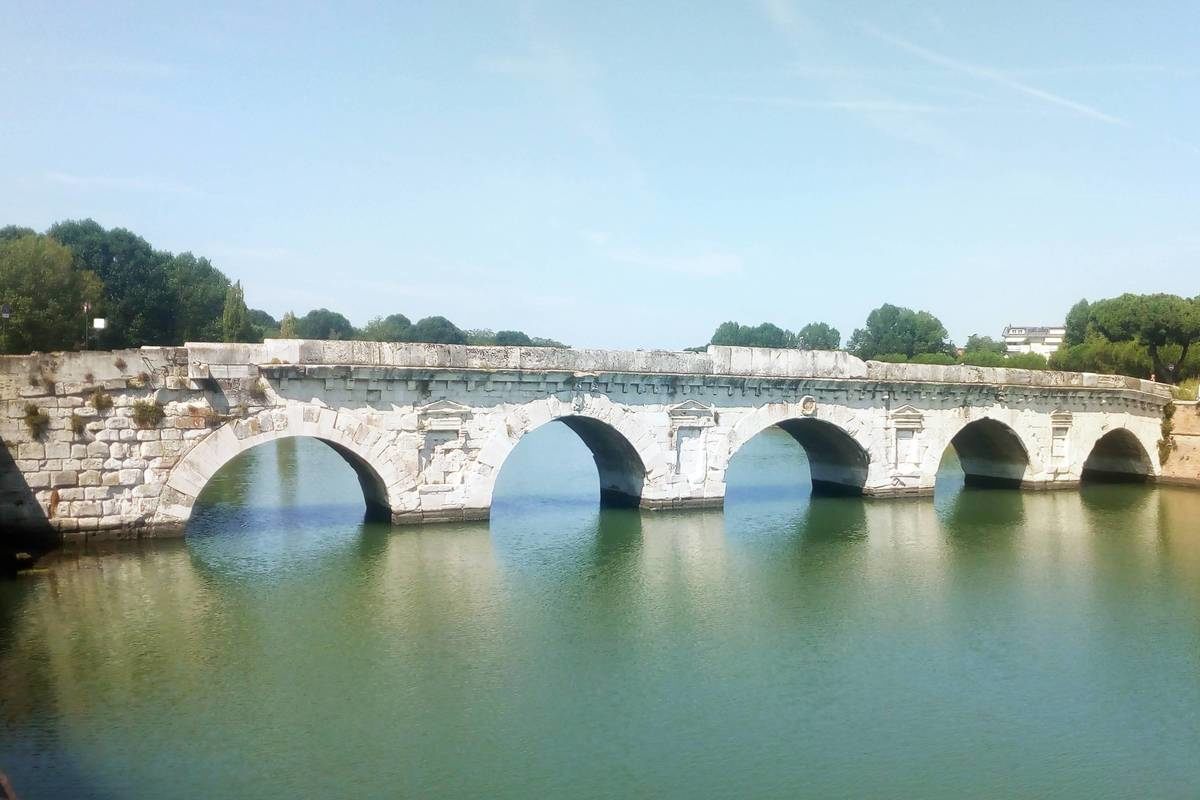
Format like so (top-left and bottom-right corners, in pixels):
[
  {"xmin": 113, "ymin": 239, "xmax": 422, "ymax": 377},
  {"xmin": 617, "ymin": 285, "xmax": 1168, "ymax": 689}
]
[{"xmin": 187, "ymin": 437, "xmax": 390, "ymax": 579}]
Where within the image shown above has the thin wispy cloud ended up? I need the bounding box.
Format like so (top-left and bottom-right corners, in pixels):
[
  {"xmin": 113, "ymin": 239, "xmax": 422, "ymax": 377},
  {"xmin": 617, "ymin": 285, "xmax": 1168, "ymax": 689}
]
[
  {"xmin": 45, "ymin": 171, "xmax": 200, "ymax": 195},
  {"xmin": 708, "ymin": 95, "xmax": 963, "ymax": 113},
  {"xmin": 865, "ymin": 27, "xmax": 1130, "ymax": 126}
]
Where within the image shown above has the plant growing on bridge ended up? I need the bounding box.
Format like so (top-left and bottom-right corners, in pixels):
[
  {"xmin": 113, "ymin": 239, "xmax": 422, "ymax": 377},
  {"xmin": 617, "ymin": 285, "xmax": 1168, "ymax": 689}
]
[
  {"xmin": 131, "ymin": 399, "xmax": 165, "ymax": 429},
  {"xmin": 113, "ymin": 357, "xmax": 127, "ymax": 371},
  {"xmin": 69, "ymin": 414, "xmax": 87, "ymax": 438},
  {"xmin": 90, "ymin": 388, "xmax": 113, "ymax": 413},
  {"xmin": 247, "ymin": 379, "xmax": 268, "ymax": 403},
  {"xmin": 1159, "ymin": 402, "xmax": 1176, "ymax": 464},
  {"xmin": 23, "ymin": 404, "xmax": 49, "ymax": 439}
]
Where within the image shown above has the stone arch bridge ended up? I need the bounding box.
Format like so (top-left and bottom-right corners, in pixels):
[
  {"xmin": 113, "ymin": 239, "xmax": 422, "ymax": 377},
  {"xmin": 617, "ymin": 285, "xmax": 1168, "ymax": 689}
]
[{"xmin": 0, "ymin": 340, "xmax": 1172, "ymax": 540}]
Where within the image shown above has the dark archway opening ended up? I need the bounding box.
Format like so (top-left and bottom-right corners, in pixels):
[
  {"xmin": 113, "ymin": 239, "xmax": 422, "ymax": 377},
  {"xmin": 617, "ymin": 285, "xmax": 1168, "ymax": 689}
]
[
  {"xmin": 491, "ymin": 416, "xmax": 648, "ymax": 514},
  {"xmin": 725, "ymin": 419, "xmax": 869, "ymax": 512},
  {"xmin": 775, "ymin": 418, "xmax": 870, "ymax": 497},
  {"xmin": 558, "ymin": 416, "xmax": 647, "ymax": 508},
  {"xmin": 1082, "ymin": 429, "xmax": 1153, "ymax": 484},
  {"xmin": 944, "ymin": 419, "xmax": 1029, "ymax": 490},
  {"xmin": 188, "ymin": 437, "xmax": 391, "ymax": 538}
]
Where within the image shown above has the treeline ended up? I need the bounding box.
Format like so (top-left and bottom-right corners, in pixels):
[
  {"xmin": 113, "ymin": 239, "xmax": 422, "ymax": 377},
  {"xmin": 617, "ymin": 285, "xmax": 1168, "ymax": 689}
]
[
  {"xmin": 709, "ymin": 294, "xmax": 1200, "ymax": 386},
  {"xmin": 1051, "ymin": 295, "xmax": 1200, "ymax": 384},
  {"xmin": 0, "ymin": 220, "xmax": 566, "ymax": 354}
]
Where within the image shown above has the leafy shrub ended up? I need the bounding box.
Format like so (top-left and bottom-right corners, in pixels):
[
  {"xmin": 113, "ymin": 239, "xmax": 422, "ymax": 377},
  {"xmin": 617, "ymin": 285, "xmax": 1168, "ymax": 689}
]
[
  {"xmin": 874, "ymin": 353, "xmax": 909, "ymax": 363},
  {"xmin": 90, "ymin": 388, "xmax": 113, "ymax": 413},
  {"xmin": 23, "ymin": 404, "xmax": 50, "ymax": 439},
  {"xmin": 1171, "ymin": 378, "xmax": 1199, "ymax": 401},
  {"xmin": 131, "ymin": 400, "xmax": 165, "ymax": 429},
  {"xmin": 248, "ymin": 379, "xmax": 268, "ymax": 402},
  {"xmin": 113, "ymin": 357, "xmax": 127, "ymax": 370},
  {"xmin": 959, "ymin": 350, "xmax": 1006, "ymax": 368},
  {"xmin": 1160, "ymin": 402, "xmax": 1176, "ymax": 464},
  {"xmin": 910, "ymin": 353, "xmax": 956, "ymax": 365},
  {"xmin": 1005, "ymin": 352, "xmax": 1049, "ymax": 370}
]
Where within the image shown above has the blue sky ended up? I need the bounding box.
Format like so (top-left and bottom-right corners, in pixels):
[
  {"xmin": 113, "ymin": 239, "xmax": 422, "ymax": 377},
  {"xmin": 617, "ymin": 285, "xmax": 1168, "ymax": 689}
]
[{"xmin": 2, "ymin": 1, "xmax": 1196, "ymax": 349}]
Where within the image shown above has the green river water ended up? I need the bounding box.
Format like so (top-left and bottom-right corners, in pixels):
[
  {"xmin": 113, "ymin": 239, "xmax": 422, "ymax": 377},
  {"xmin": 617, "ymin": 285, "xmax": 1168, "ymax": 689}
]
[{"xmin": 1, "ymin": 424, "xmax": 1198, "ymax": 798}]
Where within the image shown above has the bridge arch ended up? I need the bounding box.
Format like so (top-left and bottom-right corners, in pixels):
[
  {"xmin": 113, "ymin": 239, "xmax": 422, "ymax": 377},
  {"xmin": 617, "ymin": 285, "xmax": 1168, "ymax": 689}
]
[
  {"xmin": 728, "ymin": 407, "xmax": 870, "ymax": 496},
  {"xmin": 155, "ymin": 406, "xmax": 399, "ymax": 529},
  {"xmin": 470, "ymin": 396, "xmax": 663, "ymax": 511},
  {"xmin": 940, "ymin": 417, "xmax": 1033, "ymax": 489},
  {"xmin": 1081, "ymin": 428, "xmax": 1154, "ymax": 483}
]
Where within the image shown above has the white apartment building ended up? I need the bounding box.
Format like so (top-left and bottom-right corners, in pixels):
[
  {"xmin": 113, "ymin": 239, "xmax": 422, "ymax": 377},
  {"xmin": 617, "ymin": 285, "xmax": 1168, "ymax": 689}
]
[{"xmin": 1003, "ymin": 325, "xmax": 1066, "ymax": 357}]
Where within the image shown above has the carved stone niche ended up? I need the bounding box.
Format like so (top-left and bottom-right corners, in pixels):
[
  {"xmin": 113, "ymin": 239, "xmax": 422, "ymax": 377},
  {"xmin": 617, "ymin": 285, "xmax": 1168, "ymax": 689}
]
[
  {"xmin": 416, "ymin": 399, "xmax": 472, "ymax": 432},
  {"xmin": 799, "ymin": 395, "xmax": 817, "ymax": 416},
  {"xmin": 889, "ymin": 405, "xmax": 924, "ymax": 467},
  {"xmin": 889, "ymin": 405, "xmax": 924, "ymax": 431},
  {"xmin": 667, "ymin": 399, "xmax": 716, "ymax": 430},
  {"xmin": 1050, "ymin": 409, "xmax": 1073, "ymax": 428}
]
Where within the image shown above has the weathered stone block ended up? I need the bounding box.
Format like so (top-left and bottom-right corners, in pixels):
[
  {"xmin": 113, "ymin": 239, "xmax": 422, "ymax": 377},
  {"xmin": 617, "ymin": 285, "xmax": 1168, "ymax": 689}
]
[
  {"xmin": 51, "ymin": 470, "xmax": 78, "ymax": 487},
  {"xmin": 78, "ymin": 470, "xmax": 101, "ymax": 486},
  {"xmin": 17, "ymin": 442, "xmax": 45, "ymax": 459},
  {"xmin": 118, "ymin": 469, "xmax": 141, "ymax": 485},
  {"xmin": 74, "ymin": 501, "xmax": 102, "ymax": 517}
]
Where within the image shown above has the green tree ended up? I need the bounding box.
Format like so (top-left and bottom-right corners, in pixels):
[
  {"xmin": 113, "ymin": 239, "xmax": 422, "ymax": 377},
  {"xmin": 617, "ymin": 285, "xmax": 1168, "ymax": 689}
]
[
  {"xmin": 796, "ymin": 322, "xmax": 840, "ymax": 350},
  {"xmin": 710, "ymin": 321, "xmax": 796, "ymax": 348},
  {"xmin": 49, "ymin": 219, "xmax": 175, "ymax": 349},
  {"xmin": 846, "ymin": 304, "xmax": 953, "ymax": 360},
  {"xmin": 494, "ymin": 330, "xmax": 533, "ymax": 346},
  {"xmin": 279, "ymin": 311, "xmax": 298, "ymax": 338},
  {"xmin": 295, "ymin": 308, "xmax": 355, "ymax": 340},
  {"xmin": 248, "ymin": 309, "xmax": 279, "ymax": 340},
  {"xmin": 221, "ymin": 281, "xmax": 254, "ymax": 342},
  {"xmin": 1063, "ymin": 299, "xmax": 1090, "ymax": 347},
  {"xmin": 409, "ymin": 315, "xmax": 467, "ymax": 344},
  {"xmin": 359, "ymin": 313, "xmax": 412, "ymax": 342},
  {"xmin": 0, "ymin": 235, "xmax": 103, "ymax": 354},
  {"xmin": 0, "ymin": 225, "xmax": 35, "ymax": 243},
  {"xmin": 963, "ymin": 334, "xmax": 1006, "ymax": 355},
  {"xmin": 167, "ymin": 252, "xmax": 229, "ymax": 343},
  {"xmin": 1089, "ymin": 293, "xmax": 1200, "ymax": 383}
]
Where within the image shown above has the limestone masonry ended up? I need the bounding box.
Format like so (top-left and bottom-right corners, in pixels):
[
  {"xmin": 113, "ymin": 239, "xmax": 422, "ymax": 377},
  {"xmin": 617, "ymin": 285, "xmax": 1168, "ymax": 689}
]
[{"xmin": 0, "ymin": 340, "xmax": 1174, "ymax": 542}]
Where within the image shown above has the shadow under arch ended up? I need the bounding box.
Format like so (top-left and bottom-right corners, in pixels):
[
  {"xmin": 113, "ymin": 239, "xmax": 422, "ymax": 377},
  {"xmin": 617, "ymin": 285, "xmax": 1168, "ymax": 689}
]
[
  {"xmin": 1082, "ymin": 428, "xmax": 1153, "ymax": 484},
  {"xmin": 942, "ymin": 418, "xmax": 1030, "ymax": 489},
  {"xmin": 731, "ymin": 417, "xmax": 870, "ymax": 497},
  {"xmin": 180, "ymin": 434, "xmax": 392, "ymax": 531},
  {"xmin": 492, "ymin": 414, "xmax": 649, "ymax": 510}
]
